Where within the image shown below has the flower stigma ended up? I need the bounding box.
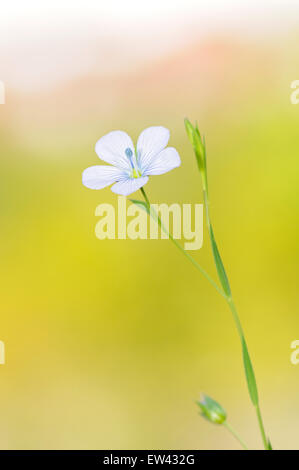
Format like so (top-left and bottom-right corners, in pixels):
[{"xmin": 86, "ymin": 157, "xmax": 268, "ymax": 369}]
[{"xmin": 125, "ymin": 147, "xmax": 141, "ymax": 178}]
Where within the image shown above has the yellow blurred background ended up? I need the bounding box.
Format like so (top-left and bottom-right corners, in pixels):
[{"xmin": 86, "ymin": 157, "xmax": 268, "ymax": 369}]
[{"xmin": 0, "ymin": 0, "xmax": 299, "ymax": 450}]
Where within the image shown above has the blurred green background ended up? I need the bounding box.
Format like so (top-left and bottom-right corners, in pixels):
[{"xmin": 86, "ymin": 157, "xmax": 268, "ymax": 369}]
[{"xmin": 1, "ymin": 11, "xmax": 299, "ymax": 449}]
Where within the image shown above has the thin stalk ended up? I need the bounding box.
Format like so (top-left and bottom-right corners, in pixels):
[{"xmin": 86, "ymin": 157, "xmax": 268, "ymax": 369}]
[
  {"xmin": 139, "ymin": 188, "xmax": 226, "ymax": 299},
  {"xmin": 223, "ymin": 422, "xmax": 248, "ymax": 450},
  {"xmin": 140, "ymin": 187, "xmax": 150, "ymax": 207},
  {"xmin": 140, "ymin": 184, "xmax": 269, "ymax": 449},
  {"xmin": 255, "ymin": 404, "xmax": 268, "ymax": 450},
  {"xmin": 202, "ymin": 184, "xmax": 269, "ymax": 450}
]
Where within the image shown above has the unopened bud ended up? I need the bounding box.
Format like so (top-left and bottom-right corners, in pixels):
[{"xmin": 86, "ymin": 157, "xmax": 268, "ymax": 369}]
[
  {"xmin": 197, "ymin": 394, "xmax": 227, "ymax": 424},
  {"xmin": 184, "ymin": 118, "xmax": 195, "ymax": 146},
  {"xmin": 184, "ymin": 118, "xmax": 206, "ymax": 173}
]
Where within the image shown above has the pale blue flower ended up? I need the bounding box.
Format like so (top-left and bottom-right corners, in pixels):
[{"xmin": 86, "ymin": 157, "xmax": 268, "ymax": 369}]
[{"xmin": 82, "ymin": 126, "xmax": 181, "ymax": 196}]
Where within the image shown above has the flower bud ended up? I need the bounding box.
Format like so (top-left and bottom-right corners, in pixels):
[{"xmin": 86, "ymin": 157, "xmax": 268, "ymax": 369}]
[
  {"xmin": 197, "ymin": 394, "xmax": 227, "ymax": 424},
  {"xmin": 184, "ymin": 118, "xmax": 195, "ymax": 146},
  {"xmin": 184, "ymin": 118, "xmax": 206, "ymax": 174}
]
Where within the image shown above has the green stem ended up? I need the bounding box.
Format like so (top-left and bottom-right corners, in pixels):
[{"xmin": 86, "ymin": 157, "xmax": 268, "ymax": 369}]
[
  {"xmin": 226, "ymin": 297, "xmax": 244, "ymax": 347},
  {"xmin": 139, "ymin": 188, "xmax": 226, "ymax": 299},
  {"xmin": 223, "ymin": 422, "xmax": 248, "ymax": 450},
  {"xmin": 140, "ymin": 187, "xmax": 150, "ymax": 207},
  {"xmin": 255, "ymin": 404, "xmax": 268, "ymax": 450},
  {"xmin": 140, "ymin": 186, "xmax": 269, "ymax": 449},
  {"xmin": 202, "ymin": 186, "xmax": 269, "ymax": 450},
  {"xmin": 167, "ymin": 235, "xmax": 227, "ymax": 299}
]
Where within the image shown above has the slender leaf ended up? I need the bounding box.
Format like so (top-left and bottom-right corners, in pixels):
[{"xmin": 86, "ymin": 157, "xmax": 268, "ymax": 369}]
[
  {"xmin": 242, "ymin": 337, "xmax": 259, "ymax": 406},
  {"xmin": 130, "ymin": 199, "xmax": 150, "ymax": 215},
  {"xmin": 131, "ymin": 198, "xmax": 165, "ymax": 237},
  {"xmin": 209, "ymin": 225, "xmax": 231, "ymax": 298}
]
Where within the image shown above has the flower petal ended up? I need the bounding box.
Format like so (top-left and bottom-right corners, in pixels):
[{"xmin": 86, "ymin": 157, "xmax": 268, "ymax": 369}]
[
  {"xmin": 137, "ymin": 126, "xmax": 170, "ymax": 171},
  {"xmin": 143, "ymin": 147, "xmax": 181, "ymax": 175},
  {"xmin": 95, "ymin": 131, "xmax": 134, "ymax": 170},
  {"xmin": 111, "ymin": 176, "xmax": 149, "ymax": 196},
  {"xmin": 82, "ymin": 165, "xmax": 126, "ymax": 190}
]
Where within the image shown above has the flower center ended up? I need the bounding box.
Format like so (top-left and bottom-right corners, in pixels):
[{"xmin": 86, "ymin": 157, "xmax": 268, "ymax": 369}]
[{"xmin": 125, "ymin": 147, "xmax": 141, "ymax": 179}]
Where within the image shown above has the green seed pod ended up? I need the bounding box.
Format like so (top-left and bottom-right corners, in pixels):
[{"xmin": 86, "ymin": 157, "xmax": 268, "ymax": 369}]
[{"xmin": 197, "ymin": 394, "xmax": 227, "ymax": 425}]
